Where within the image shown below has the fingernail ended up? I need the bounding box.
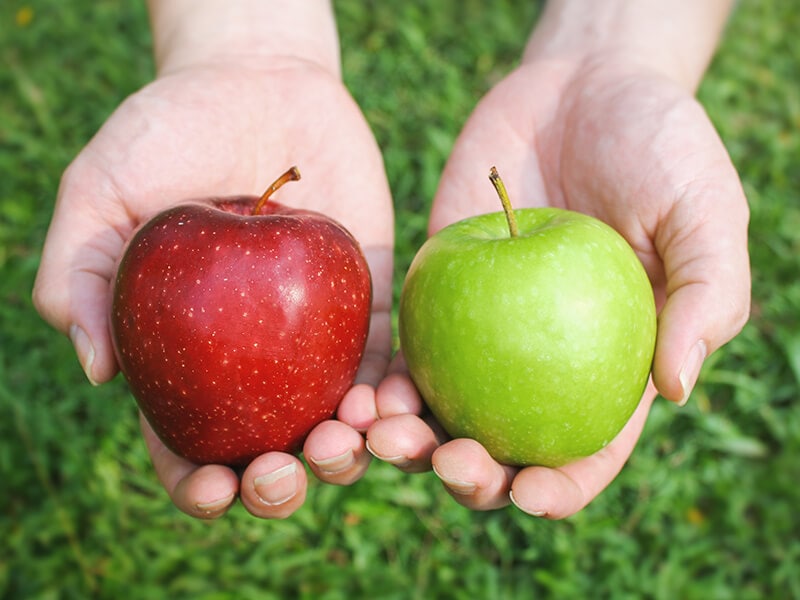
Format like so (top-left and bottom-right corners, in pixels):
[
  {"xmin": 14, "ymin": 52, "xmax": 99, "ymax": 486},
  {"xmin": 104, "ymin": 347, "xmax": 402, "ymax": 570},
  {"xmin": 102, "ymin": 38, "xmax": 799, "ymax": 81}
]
[
  {"xmin": 432, "ymin": 465, "xmax": 477, "ymax": 495},
  {"xmin": 195, "ymin": 494, "xmax": 235, "ymax": 515},
  {"xmin": 678, "ymin": 340, "xmax": 707, "ymax": 407},
  {"xmin": 254, "ymin": 463, "xmax": 297, "ymax": 506},
  {"xmin": 308, "ymin": 448, "xmax": 355, "ymax": 475},
  {"xmin": 69, "ymin": 324, "xmax": 98, "ymax": 385},
  {"xmin": 365, "ymin": 440, "xmax": 411, "ymax": 468},
  {"xmin": 509, "ymin": 490, "xmax": 547, "ymax": 517}
]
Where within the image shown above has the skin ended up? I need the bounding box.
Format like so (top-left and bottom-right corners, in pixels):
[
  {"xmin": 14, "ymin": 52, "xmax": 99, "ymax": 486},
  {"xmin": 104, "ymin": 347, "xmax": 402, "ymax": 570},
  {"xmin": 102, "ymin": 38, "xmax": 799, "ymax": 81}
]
[
  {"xmin": 368, "ymin": 0, "xmax": 750, "ymax": 518},
  {"xmin": 33, "ymin": 0, "xmax": 394, "ymax": 519},
  {"xmin": 33, "ymin": 0, "xmax": 750, "ymax": 520}
]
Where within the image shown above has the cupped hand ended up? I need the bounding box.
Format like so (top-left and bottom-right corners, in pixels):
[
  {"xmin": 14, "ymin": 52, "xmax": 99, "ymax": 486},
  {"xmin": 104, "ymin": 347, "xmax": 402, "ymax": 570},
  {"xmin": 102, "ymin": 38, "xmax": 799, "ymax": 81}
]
[
  {"xmin": 33, "ymin": 59, "xmax": 394, "ymax": 519},
  {"xmin": 368, "ymin": 54, "xmax": 750, "ymax": 518}
]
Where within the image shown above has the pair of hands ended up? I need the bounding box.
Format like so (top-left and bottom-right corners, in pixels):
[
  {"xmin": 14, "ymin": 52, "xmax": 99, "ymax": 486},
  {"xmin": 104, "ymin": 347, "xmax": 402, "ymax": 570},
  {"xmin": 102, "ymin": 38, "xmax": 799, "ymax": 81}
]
[{"xmin": 33, "ymin": 50, "xmax": 750, "ymax": 519}]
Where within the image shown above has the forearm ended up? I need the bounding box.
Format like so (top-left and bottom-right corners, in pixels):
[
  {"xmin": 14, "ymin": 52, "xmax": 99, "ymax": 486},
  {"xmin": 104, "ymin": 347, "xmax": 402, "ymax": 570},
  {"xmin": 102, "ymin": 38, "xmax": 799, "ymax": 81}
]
[
  {"xmin": 524, "ymin": 0, "xmax": 735, "ymax": 91},
  {"xmin": 147, "ymin": 0, "xmax": 340, "ymax": 77}
]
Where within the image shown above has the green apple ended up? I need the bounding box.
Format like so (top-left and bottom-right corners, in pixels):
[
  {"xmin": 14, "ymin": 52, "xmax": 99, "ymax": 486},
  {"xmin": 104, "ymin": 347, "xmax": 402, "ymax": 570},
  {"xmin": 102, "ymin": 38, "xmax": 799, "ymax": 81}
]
[{"xmin": 398, "ymin": 167, "xmax": 657, "ymax": 467}]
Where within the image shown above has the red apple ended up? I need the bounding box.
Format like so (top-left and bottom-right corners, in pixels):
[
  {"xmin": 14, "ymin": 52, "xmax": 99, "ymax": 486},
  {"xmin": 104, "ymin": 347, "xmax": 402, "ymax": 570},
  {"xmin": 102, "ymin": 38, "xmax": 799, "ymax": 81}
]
[{"xmin": 110, "ymin": 167, "xmax": 372, "ymax": 467}]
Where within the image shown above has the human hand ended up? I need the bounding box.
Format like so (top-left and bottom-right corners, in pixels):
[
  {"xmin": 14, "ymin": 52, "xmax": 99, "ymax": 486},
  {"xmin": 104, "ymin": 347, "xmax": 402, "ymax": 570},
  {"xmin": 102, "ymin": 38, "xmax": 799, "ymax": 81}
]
[
  {"xmin": 33, "ymin": 5, "xmax": 394, "ymax": 519},
  {"xmin": 368, "ymin": 24, "xmax": 749, "ymax": 518}
]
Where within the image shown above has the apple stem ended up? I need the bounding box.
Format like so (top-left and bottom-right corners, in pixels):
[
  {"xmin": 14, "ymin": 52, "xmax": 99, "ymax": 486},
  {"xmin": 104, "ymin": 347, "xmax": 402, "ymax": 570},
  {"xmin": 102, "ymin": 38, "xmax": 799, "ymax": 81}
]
[
  {"xmin": 252, "ymin": 166, "xmax": 302, "ymax": 215},
  {"xmin": 489, "ymin": 166, "xmax": 519, "ymax": 238}
]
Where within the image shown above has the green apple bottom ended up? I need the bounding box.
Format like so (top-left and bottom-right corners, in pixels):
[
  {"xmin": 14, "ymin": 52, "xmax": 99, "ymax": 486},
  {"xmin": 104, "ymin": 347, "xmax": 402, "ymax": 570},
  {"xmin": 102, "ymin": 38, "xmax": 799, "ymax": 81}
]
[{"xmin": 399, "ymin": 172, "xmax": 657, "ymax": 468}]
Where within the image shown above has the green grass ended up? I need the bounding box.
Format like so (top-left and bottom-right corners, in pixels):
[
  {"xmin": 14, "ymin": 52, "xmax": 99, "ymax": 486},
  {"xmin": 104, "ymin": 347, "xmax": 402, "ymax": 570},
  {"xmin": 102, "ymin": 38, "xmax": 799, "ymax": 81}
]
[{"xmin": 2, "ymin": 1, "xmax": 799, "ymax": 598}]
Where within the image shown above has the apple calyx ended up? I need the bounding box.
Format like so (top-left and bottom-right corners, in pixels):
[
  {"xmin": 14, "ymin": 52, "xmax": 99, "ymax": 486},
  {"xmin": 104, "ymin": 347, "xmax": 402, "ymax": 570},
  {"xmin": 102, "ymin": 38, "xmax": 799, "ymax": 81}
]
[
  {"xmin": 489, "ymin": 166, "xmax": 519, "ymax": 238},
  {"xmin": 252, "ymin": 166, "xmax": 302, "ymax": 215}
]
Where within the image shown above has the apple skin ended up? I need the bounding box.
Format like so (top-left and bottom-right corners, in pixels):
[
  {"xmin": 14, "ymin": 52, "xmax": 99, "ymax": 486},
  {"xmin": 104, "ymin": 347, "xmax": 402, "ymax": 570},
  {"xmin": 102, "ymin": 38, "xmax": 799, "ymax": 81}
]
[
  {"xmin": 110, "ymin": 197, "xmax": 371, "ymax": 467},
  {"xmin": 399, "ymin": 207, "xmax": 656, "ymax": 468}
]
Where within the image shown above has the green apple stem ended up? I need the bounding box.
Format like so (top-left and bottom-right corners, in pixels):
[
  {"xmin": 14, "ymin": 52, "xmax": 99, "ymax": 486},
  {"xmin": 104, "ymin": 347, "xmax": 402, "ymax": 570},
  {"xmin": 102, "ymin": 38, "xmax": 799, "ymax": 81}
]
[
  {"xmin": 252, "ymin": 166, "xmax": 302, "ymax": 215},
  {"xmin": 489, "ymin": 166, "xmax": 519, "ymax": 238}
]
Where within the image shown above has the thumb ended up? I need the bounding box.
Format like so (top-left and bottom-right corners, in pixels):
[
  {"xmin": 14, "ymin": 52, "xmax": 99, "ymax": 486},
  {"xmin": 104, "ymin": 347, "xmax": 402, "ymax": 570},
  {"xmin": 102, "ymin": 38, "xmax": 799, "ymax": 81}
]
[
  {"xmin": 32, "ymin": 164, "xmax": 129, "ymax": 385},
  {"xmin": 651, "ymin": 179, "xmax": 751, "ymax": 405}
]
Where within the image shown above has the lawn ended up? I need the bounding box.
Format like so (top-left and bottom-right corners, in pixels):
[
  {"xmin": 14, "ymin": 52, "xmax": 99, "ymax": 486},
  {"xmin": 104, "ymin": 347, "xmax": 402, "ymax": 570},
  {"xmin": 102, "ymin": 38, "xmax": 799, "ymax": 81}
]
[{"xmin": 1, "ymin": 1, "xmax": 799, "ymax": 598}]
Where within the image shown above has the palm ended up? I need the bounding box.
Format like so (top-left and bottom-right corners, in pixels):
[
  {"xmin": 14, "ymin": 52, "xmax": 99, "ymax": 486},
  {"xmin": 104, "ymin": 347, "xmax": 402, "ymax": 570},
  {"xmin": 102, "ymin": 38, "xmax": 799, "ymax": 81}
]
[
  {"xmin": 433, "ymin": 60, "xmax": 741, "ymax": 309},
  {"xmin": 109, "ymin": 63, "xmax": 389, "ymax": 242}
]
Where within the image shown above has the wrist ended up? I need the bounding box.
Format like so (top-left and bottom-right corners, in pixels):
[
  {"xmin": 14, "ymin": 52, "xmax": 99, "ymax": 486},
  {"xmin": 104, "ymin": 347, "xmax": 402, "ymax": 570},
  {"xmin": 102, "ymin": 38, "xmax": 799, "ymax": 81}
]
[
  {"xmin": 523, "ymin": 0, "xmax": 734, "ymax": 92},
  {"xmin": 147, "ymin": 0, "xmax": 340, "ymax": 78}
]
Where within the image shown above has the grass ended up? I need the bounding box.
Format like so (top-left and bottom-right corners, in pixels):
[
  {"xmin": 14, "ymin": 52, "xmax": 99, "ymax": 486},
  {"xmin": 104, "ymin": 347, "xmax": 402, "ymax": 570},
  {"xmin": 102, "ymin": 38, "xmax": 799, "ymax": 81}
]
[{"xmin": 1, "ymin": 0, "xmax": 799, "ymax": 598}]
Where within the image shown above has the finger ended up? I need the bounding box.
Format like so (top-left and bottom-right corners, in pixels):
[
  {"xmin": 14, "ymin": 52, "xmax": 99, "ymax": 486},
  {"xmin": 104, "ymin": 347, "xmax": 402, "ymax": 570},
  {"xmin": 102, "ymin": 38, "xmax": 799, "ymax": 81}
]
[
  {"xmin": 375, "ymin": 372, "xmax": 425, "ymax": 418},
  {"xmin": 33, "ymin": 249, "xmax": 121, "ymax": 386},
  {"xmin": 239, "ymin": 453, "xmax": 308, "ymax": 519},
  {"xmin": 509, "ymin": 382, "xmax": 657, "ymax": 519},
  {"xmin": 652, "ymin": 175, "xmax": 751, "ymax": 405},
  {"xmin": 335, "ymin": 245, "xmax": 394, "ymax": 433},
  {"xmin": 366, "ymin": 414, "xmax": 439, "ymax": 473},
  {"xmin": 32, "ymin": 164, "xmax": 129, "ymax": 385},
  {"xmin": 303, "ymin": 419, "xmax": 371, "ymax": 485},
  {"xmin": 431, "ymin": 439, "xmax": 518, "ymax": 511},
  {"xmin": 139, "ymin": 412, "xmax": 239, "ymax": 519},
  {"xmin": 336, "ymin": 383, "xmax": 379, "ymax": 432},
  {"xmin": 386, "ymin": 351, "xmax": 409, "ymax": 375},
  {"xmin": 354, "ymin": 246, "xmax": 394, "ymax": 388}
]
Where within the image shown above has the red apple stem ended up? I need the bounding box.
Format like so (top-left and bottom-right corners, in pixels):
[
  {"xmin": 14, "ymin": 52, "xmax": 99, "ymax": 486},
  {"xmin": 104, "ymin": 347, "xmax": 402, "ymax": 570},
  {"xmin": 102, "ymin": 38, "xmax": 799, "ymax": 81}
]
[
  {"xmin": 489, "ymin": 166, "xmax": 519, "ymax": 238},
  {"xmin": 252, "ymin": 166, "xmax": 302, "ymax": 215}
]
